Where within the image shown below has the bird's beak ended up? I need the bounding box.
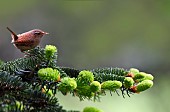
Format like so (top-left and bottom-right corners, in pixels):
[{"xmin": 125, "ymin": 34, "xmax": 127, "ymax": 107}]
[{"xmin": 42, "ymin": 32, "xmax": 49, "ymax": 35}]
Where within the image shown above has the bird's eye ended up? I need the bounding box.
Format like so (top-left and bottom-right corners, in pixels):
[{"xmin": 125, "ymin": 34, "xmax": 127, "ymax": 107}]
[{"xmin": 34, "ymin": 31, "xmax": 41, "ymax": 35}]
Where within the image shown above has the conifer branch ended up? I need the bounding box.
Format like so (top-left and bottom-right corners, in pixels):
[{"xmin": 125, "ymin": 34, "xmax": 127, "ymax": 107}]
[{"xmin": 0, "ymin": 45, "xmax": 154, "ymax": 111}]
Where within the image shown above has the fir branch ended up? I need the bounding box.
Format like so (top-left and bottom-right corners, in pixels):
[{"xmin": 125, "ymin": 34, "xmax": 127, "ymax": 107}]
[
  {"xmin": 0, "ymin": 71, "xmax": 66, "ymax": 112},
  {"xmin": 0, "ymin": 71, "xmax": 29, "ymax": 97},
  {"xmin": 0, "ymin": 57, "xmax": 38, "ymax": 74},
  {"xmin": 92, "ymin": 67, "xmax": 128, "ymax": 76},
  {"xmin": 0, "ymin": 45, "xmax": 154, "ymax": 112},
  {"xmin": 0, "ymin": 46, "xmax": 58, "ymax": 74},
  {"xmin": 21, "ymin": 90, "xmax": 64, "ymax": 112},
  {"xmin": 60, "ymin": 67, "xmax": 80, "ymax": 78}
]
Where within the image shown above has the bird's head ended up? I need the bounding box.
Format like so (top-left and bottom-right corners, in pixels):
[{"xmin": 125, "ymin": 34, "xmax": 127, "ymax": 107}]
[{"xmin": 31, "ymin": 29, "xmax": 49, "ymax": 38}]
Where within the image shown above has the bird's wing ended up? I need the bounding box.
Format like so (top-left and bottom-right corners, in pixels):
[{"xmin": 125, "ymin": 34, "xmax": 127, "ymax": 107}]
[
  {"xmin": 12, "ymin": 33, "xmax": 34, "ymax": 45},
  {"xmin": 12, "ymin": 39, "xmax": 34, "ymax": 46}
]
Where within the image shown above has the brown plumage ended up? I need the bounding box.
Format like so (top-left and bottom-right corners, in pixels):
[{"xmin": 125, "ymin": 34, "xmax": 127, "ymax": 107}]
[{"xmin": 7, "ymin": 27, "xmax": 48, "ymax": 52}]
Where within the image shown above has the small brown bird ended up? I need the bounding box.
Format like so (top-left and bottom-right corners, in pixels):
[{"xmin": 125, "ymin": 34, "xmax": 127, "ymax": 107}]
[{"xmin": 7, "ymin": 27, "xmax": 48, "ymax": 52}]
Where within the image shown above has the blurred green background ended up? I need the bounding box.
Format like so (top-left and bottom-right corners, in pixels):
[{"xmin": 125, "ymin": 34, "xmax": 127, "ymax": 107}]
[{"xmin": 0, "ymin": 1, "xmax": 169, "ymax": 112}]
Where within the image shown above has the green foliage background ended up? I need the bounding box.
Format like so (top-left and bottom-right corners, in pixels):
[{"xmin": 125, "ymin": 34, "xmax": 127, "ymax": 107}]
[{"xmin": 0, "ymin": 1, "xmax": 169, "ymax": 112}]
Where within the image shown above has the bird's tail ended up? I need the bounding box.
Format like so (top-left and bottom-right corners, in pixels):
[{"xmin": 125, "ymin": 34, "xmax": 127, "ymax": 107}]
[{"xmin": 7, "ymin": 27, "xmax": 18, "ymax": 41}]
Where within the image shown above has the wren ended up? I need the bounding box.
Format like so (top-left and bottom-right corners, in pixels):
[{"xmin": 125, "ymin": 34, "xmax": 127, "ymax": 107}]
[{"xmin": 7, "ymin": 27, "xmax": 48, "ymax": 52}]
